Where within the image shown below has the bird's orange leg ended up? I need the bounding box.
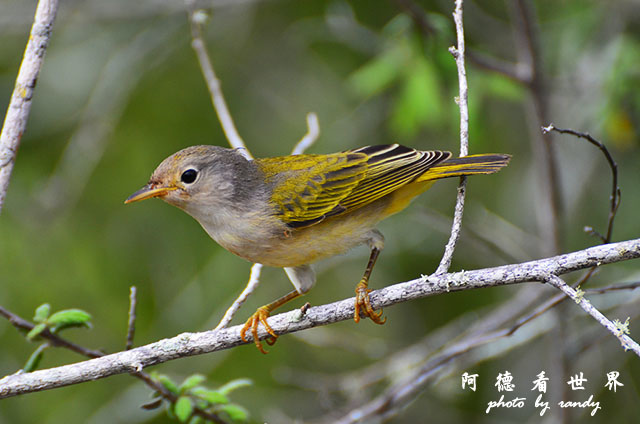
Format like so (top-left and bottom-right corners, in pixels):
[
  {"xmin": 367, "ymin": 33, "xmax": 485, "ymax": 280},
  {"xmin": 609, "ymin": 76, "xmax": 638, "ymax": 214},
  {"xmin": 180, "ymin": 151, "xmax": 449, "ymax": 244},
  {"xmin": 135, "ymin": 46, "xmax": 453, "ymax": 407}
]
[
  {"xmin": 241, "ymin": 290, "xmax": 301, "ymax": 354},
  {"xmin": 354, "ymin": 247, "xmax": 386, "ymax": 324}
]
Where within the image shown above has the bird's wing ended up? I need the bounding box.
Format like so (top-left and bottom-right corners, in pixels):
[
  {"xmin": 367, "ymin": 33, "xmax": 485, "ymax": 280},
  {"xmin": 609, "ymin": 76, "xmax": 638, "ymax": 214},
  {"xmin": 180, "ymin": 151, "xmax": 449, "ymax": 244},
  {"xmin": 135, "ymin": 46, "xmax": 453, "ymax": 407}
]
[{"xmin": 258, "ymin": 144, "xmax": 450, "ymax": 228}]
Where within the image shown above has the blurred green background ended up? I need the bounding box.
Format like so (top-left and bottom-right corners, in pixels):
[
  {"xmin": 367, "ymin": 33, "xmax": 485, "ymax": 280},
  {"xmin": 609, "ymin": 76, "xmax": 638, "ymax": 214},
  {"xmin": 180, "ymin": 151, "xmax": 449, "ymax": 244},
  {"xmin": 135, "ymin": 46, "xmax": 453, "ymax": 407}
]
[{"xmin": 1, "ymin": 0, "xmax": 640, "ymax": 422}]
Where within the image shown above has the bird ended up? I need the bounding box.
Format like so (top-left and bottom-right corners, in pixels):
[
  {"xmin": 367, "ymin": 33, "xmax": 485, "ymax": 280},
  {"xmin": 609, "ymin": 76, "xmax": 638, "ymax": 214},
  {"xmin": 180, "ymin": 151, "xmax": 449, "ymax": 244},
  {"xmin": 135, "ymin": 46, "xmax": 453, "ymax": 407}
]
[{"xmin": 125, "ymin": 144, "xmax": 510, "ymax": 353}]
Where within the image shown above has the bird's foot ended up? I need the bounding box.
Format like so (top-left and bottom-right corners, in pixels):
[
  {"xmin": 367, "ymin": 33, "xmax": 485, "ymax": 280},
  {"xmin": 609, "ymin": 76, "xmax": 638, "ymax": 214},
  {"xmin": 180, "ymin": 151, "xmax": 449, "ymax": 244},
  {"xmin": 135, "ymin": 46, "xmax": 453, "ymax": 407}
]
[
  {"xmin": 354, "ymin": 279, "xmax": 386, "ymax": 324},
  {"xmin": 240, "ymin": 306, "xmax": 278, "ymax": 354}
]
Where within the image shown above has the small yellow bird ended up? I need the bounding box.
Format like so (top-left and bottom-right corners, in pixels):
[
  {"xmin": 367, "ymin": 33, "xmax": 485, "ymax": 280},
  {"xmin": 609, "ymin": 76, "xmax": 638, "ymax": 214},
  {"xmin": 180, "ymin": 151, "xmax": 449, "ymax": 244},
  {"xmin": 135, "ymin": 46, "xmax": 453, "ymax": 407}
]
[{"xmin": 126, "ymin": 144, "xmax": 510, "ymax": 353}]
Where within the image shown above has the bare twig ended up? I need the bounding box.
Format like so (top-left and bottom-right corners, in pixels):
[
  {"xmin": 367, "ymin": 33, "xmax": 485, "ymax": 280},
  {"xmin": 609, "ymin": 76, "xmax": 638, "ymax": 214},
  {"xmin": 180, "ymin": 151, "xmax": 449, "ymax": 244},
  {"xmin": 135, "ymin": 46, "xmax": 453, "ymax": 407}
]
[
  {"xmin": 543, "ymin": 274, "xmax": 640, "ymax": 355},
  {"xmin": 125, "ymin": 286, "xmax": 137, "ymax": 350},
  {"xmin": 290, "ymin": 113, "xmax": 320, "ymax": 155},
  {"xmin": 0, "ymin": 0, "xmax": 60, "ymax": 214},
  {"xmin": 542, "ymin": 124, "xmax": 620, "ymax": 244},
  {"xmin": 435, "ymin": 0, "xmax": 468, "ymax": 275},
  {"xmin": 466, "ymin": 50, "xmax": 532, "ymax": 83},
  {"xmin": 186, "ymin": 5, "xmax": 251, "ymax": 159},
  {"xmin": 1, "ymin": 238, "xmax": 639, "ymax": 398},
  {"xmin": 585, "ymin": 281, "xmax": 640, "ymax": 294},
  {"xmin": 214, "ymin": 263, "xmax": 263, "ymax": 330}
]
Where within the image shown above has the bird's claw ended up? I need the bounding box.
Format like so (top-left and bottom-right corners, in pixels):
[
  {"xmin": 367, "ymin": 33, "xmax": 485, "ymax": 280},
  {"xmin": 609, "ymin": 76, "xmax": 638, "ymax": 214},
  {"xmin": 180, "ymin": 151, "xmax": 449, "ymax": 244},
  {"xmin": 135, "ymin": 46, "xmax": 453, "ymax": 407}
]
[
  {"xmin": 240, "ymin": 306, "xmax": 278, "ymax": 354},
  {"xmin": 354, "ymin": 279, "xmax": 386, "ymax": 324}
]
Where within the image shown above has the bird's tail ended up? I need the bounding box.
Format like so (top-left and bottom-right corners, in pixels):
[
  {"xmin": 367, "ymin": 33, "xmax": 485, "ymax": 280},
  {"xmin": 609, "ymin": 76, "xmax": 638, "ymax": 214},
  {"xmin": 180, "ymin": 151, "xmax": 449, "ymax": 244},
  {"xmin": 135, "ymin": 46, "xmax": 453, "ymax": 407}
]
[{"xmin": 417, "ymin": 153, "xmax": 511, "ymax": 182}]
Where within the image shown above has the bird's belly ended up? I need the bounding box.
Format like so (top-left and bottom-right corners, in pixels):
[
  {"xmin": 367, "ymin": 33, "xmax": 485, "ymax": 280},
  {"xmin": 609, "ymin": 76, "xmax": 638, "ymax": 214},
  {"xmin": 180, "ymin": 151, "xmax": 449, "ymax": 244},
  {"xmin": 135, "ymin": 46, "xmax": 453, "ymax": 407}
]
[
  {"xmin": 239, "ymin": 202, "xmax": 390, "ymax": 267},
  {"xmin": 205, "ymin": 189, "xmax": 420, "ymax": 268}
]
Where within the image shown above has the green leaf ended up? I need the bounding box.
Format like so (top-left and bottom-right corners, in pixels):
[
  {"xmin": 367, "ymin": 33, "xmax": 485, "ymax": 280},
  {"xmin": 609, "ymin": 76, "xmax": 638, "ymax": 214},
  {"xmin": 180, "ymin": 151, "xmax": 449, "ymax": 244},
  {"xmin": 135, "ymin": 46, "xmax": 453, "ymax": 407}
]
[
  {"xmin": 27, "ymin": 323, "xmax": 47, "ymax": 340},
  {"xmin": 174, "ymin": 396, "xmax": 194, "ymax": 422},
  {"xmin": 180, "ymin": 374, "xmax": 206, "ymax": 393},
  {"xmin": 155, "ymin": 374, "xmax": 179, "ymax": 395},
  {"xmin": 220, "ymin": 404, "xmax": 249, "ymax": 423},
  {"xmin": 192, "ymin": 387, "xmax": 228, "ymax": 405},
  {"xmin": 390, "ymin": 56, "xmax": 442, "ymax": 137},
  {"xmin": 33, "ymin": 303, "xmax": 50, "ymax": 323},
  {"xmin": 22, "ymin": 344, "xmax": 47, "ymax": 372},
  {"xmin": 484, "ymin": 73, "xmax": 525, "ymax": 102},
  {"xmin": 217, "ymin": 379, "xmax": 252, "ymax": 396},
  {"xmin": 188, "ymin": 416, "xmax": 204, "ymax": 424},
  {"xmin": 349, "ymin": 44, "xmax": 407, "ymax": 97},
  {"xmin": 47, "ymin": 309, "xmax": 92, "ymax": 333}
]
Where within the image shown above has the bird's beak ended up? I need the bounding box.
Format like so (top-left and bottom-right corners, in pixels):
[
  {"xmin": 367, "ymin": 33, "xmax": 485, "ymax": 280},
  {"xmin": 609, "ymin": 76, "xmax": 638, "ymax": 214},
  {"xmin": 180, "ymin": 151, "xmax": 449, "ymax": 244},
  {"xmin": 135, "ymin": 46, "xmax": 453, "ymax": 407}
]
[{"xmin": 124, "ymin": 184, "xmax": 177, "ymax": 204}]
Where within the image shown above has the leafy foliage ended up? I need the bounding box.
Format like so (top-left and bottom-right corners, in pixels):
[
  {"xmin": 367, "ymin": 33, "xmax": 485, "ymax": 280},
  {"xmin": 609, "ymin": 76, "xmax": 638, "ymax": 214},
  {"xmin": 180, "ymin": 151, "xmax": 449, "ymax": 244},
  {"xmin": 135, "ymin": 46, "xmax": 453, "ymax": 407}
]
[{"xmin": 149, "ymin": 372, "xmax": 252, "ymax": 423}]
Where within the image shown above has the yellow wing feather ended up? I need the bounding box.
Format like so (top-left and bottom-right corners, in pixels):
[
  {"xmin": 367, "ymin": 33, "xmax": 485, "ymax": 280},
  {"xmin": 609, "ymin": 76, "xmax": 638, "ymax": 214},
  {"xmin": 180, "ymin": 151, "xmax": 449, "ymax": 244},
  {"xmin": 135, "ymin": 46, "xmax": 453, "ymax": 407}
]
[{"xmin": 257, "ymin": 144, "xmax": 451, "ymax": 228}]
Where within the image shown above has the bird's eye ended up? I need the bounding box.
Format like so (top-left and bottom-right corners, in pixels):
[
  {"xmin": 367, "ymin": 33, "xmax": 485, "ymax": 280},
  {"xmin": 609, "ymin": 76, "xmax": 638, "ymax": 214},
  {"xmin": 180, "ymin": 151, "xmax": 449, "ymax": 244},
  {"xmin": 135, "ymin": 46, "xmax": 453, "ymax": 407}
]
[{"xmin": 180, "ymin": 169, "xmax": 198, "ymax": 184}]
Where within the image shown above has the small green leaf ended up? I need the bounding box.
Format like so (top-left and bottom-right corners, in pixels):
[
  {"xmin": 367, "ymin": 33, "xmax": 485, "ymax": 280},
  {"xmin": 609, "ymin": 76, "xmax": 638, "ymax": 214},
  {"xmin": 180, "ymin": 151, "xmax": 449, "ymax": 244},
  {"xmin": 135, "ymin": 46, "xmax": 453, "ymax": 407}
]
[
  {"xmin": 165, "ymin": 402, "xmax": 176, "ymax": 420},
  {"xmin": 33, "ymin": 303, "xmax": 50, "ymax": 323},
  {"xmin": 155, "ymin": 374, "xmax": 179, "ymax": 395},
  {"xmin": 349, "ymin": 44, "xmax": 407, "ymax": 97},
  {"xmin": 485, "ymin": 73, "xmax": 525, "ymax": 102},
  {"xmin": 220, "ymin": 404, "xmax": 249, "ymax": 423},
  {"xmin": 174, "ymin": 396, "xmax": 194, "ymax": 422},
  {"xmin": 22, "ymin": 344, "xmax": 47, "ymax": 372},
  {"xmin": 192, "ymin": 387, "xmax": 228, "ymax": 405},
  {"xmin": 47, "ymin": 309, "xmax": 92, "ymax": 333},
  {"xmin": 189, "ymin": 416, "xmax": 204, "ymax": 424},
  {"xmin": 180, "ymin": 374, "xmax": 206, "ymax": 393},
  {"xmin": 390, "ymin": 56, "xmax": 442, "ymax": 137},
  {"xmin": 217, "ymin": 378, "xmax": 252, "ymax": 396},
  {"xmin": 27, "ymin": 323, "xmax": 47, "ymax": 340}
]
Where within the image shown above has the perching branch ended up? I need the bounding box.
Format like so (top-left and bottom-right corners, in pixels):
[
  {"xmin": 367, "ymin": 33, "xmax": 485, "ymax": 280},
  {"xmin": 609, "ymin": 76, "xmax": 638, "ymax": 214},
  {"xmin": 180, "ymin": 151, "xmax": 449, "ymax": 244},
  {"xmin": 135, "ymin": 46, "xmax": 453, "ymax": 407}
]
[
  {"xmin": 0, "ymin": 0, "xmax": 60, "ymax": 214},
  {"xmin": 435, "ymin": 0, "xmax": 469, "ymax": 275},
  {"xmin": 1, "ymin": 238, "xmax": 639, "ymax": 399}
]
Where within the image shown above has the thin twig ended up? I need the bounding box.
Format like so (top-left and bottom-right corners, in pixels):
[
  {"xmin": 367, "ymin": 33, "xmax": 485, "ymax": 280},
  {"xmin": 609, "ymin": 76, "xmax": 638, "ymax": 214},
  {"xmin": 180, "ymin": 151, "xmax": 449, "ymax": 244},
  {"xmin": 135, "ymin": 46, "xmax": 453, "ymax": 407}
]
[
  {"xmin": 542, "ymin": 124, "xmax": 620, "ymax": 244},
  {"xmin": 466, "ymin": 50, "xmax": 531, "ymax": 83},
  {"xmin": 0, "ymin": 305, "xmax": 225, "ymax": 423},
  {"xmin": 214, "ymin": 263, "xmax": 263, "ymax": 330},
  {"xmin": 126, "ymin": 286, "xmax": 137, "ymax": 350},
  {"xmin": 393, "ymin": 0, "xmax": 531, "ymax": 84},
  {"xmin": 0, "ymin": 0, "xmax": 60, "ymax": 214},
  {"xmin": 186, "ymin": 5, "xmax": 251, "ymax": 159},
  {"xmin": 585, "ymin": 281, "xmax": 640, "ymax": 294},
  {"xmin": 543, "ymin": 274, "xmax": 640, "ymax": 355},
  {"xmin": 435, "ymin": 0, "xmax": 468, "ymax": 275},
  {"xmin": 1, "ymin": 238, "xmax": 639, "ymax": 398},
  {"xmin": 0, "ymin": 306, "xmax": 104, "ymax": 358},
  {"xmin": 290, "ymin": 112, "xmax": 320, "ymax": 155}
]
